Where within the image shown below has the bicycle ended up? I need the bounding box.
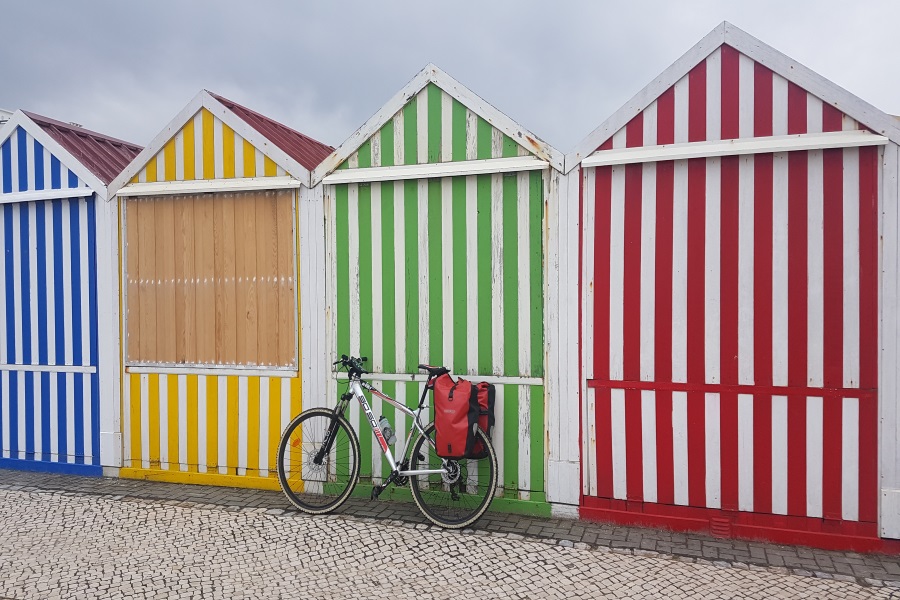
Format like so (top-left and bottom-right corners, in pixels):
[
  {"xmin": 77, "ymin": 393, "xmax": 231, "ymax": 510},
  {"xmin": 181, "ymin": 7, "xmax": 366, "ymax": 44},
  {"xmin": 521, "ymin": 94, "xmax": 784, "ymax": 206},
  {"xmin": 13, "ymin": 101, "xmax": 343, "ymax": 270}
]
[{"xmin": 275, "ymin": 355, "xmax": 498, "ymax": 529}]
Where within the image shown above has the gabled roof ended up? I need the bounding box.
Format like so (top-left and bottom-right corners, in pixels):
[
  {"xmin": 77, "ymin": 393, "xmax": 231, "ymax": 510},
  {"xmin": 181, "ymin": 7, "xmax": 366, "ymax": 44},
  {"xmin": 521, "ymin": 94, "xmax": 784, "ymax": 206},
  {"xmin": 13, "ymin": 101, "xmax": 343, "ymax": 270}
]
[
  {"xmin": 566, "ymin": 21, "xmax": 900, "ymax": 173},
  {"xmin": 25, "ymin": 111, "xmax": 142, "ymax": 186},
  {"xmin": 108, "ymin": 90, "xmax": 331, "ymax": 197},
  {"xmin": 0, "ymin": 109, "xmax": 142, "ymax": 197},
  {"xmin": 208, "ymin": 92, "xmax": 333, "ymax": 172},
  {"xmin": 312, "ymin": 63, "xmax": 563, "ymax": 184}
]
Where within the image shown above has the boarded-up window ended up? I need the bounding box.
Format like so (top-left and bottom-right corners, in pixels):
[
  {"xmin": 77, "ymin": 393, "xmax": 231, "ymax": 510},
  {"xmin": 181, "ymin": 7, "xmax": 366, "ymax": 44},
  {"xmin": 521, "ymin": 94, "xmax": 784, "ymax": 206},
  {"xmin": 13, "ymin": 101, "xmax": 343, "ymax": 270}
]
[{"xmin": 124, "ymin": 189, "xmax": 297, "ymax": 368}]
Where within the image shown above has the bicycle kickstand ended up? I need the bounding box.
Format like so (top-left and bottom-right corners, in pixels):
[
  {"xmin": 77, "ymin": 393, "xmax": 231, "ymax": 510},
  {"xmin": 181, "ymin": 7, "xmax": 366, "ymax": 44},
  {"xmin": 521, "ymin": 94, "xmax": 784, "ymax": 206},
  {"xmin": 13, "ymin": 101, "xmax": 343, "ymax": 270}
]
[{"xmin": 370, "ymin": 469, "xmax": 404, "ymax": 501}]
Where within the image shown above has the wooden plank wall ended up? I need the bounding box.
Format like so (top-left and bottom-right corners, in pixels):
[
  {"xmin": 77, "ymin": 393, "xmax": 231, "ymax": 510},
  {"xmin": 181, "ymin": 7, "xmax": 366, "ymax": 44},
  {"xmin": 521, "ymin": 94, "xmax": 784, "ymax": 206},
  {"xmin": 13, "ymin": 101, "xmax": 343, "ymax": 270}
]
[{"xmin": 124, "ymin": 189, "xmax": 296, "ymax": 367}]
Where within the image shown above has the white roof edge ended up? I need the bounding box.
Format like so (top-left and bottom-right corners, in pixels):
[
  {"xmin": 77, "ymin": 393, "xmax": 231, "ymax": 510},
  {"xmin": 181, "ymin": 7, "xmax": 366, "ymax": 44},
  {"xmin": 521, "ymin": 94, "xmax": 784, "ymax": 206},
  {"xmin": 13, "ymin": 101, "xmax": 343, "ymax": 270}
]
[
  {"xmin": 107, "ymin": 90, "xmax": 311, "ymax": 200},
  {"xmin": 564, "ymin": 23, "xmax": 727, "ymax": 173},
  {"xmin": 0, "ymin": 110, "xmax": 108, "ymax": 197},
  {"xmin": 107, "ymin": 91, "xmax": 206, "ymax": 198},
  {"xmin": 202, "ymin": 93, "xmax": 311, "ymax": 188},
  {"xmin": 312, "ymin": 63, "xmax": 563, "ymax": 185},
  {"xmin": 565, "ymin": 21, "xmax": 900, "ymax": 173},
  {"xmin": 721, "ymin": 22, "xmax": 900, "ymax": 146}
]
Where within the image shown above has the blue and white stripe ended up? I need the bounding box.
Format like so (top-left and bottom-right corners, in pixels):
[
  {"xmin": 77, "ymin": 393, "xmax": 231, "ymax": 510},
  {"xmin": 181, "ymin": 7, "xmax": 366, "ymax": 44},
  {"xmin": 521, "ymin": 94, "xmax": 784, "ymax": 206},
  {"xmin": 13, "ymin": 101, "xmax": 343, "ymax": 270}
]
[{"xmin": 0, "ymin": 126, "xmax": 100, "ymax": 474}]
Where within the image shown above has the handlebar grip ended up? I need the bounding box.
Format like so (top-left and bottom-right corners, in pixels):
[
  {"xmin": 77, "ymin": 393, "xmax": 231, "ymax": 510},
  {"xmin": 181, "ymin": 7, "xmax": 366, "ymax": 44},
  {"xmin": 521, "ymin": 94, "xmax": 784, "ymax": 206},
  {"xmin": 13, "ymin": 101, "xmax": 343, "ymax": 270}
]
[{"xmin": 359, "ymin": 356, "xmax": 368, "ymax": 363}]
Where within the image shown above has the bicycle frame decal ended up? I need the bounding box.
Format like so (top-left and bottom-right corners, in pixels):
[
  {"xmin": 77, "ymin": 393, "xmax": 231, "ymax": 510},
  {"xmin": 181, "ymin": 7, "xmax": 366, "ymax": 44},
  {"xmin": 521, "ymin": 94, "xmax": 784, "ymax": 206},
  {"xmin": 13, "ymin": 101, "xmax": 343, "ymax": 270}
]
[{"xmin": 349, "ymin": 379, "xmax": 445, "ymax": 477}]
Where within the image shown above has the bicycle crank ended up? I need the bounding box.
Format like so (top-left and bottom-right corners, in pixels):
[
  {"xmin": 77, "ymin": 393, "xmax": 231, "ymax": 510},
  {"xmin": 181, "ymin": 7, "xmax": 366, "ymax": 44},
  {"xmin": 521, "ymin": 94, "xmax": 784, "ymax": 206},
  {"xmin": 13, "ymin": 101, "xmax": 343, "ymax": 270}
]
[{"xmin": 370, "ymin": 468, "xmax": 406, "ymax": 500}]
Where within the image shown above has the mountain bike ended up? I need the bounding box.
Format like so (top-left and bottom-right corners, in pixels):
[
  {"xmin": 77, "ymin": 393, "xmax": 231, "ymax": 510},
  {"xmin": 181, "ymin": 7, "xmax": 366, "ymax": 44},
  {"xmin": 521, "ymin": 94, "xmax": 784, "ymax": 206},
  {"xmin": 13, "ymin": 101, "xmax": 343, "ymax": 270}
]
[{"xmin": 275, "ymin": 355, "xmax": 498, "ymax": 529}]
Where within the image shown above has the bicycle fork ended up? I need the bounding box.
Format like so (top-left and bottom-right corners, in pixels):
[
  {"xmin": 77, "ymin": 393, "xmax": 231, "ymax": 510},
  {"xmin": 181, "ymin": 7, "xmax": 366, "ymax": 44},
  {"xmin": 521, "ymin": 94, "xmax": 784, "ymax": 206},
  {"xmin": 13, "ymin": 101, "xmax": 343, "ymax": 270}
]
[{"xmin": 312, "ymin": 393, "xmax": 353, "ymax": 466}]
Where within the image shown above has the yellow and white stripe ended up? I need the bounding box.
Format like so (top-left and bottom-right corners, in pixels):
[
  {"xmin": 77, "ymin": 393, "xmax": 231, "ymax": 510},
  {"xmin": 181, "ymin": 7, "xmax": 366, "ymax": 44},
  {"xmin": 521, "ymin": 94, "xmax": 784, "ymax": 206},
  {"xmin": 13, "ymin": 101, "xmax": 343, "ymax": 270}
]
[
  {"xmin": 131, "ymin": 108, "xmax": 287, "ymax": 184},
  {"xmin": 121, "ymin": 372, "xmax": 301, "ymax": 489}
]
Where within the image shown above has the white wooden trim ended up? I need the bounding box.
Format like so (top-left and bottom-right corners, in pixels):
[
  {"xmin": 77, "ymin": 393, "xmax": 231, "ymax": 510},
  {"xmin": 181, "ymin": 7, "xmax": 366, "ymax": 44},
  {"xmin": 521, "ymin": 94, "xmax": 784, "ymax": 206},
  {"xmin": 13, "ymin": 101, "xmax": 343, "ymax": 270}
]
[
  {"xmin": 299, "ymin": 184, "xmax": 327, "ymax": 417},
  {"xmin": 545, "ymin": 168, "xmax": 582, "ymax": 506},
  {"xmin": 566, "ymin": 23, "xmax": 727, "ymax": 172},
  {"xmin": 723, "ymin": 23, "xmax": 900, "ymax": 146},
  {"xmin": 566, "ymin": 21, "xmax": 900, "ymax": 173},
  {"xmin": 125, "ymin": 365, "xmax": 298, "ymax": 378},
  {"xmin": 312, "ymin": 63, "xmax": 563, "ymax": 183},
  {"xmin": 107, "ymin": 91, "xmax": 313, "ymax": 199},
  {"xmin": 0, "ymin": 111, "xmax": 109, "ymax": 197},
  {"xmin": 97, "ymin": 196, "xmax": 122, "ymax": 468},
  {"xmin": 0, "ymin": 187, "xmax": 93, "ymax": 204},
  {"xmin": 333, "ymin": 371, "xmax": 544, "ymax": 387},
  {"xmin": 0, "ymin": 364, "xmax": 96, "ymax": 374},
  {"xmin": 881, "ymin": 142, "xmax": 900, "ymax": 538},
  {"xmin": 322, "ymin": 156, "xmax": 548, "ymax": 185},
  {"xmin": 583, "ymin": 131, "xmax": 888, "ymax": 168},
  {"xmin": 323, "ymin": 185, "xmax": 338, "ymax": 413},
  {"xmin": 118, "ymin": 176, "xmax": 303, "ymax": 198}
]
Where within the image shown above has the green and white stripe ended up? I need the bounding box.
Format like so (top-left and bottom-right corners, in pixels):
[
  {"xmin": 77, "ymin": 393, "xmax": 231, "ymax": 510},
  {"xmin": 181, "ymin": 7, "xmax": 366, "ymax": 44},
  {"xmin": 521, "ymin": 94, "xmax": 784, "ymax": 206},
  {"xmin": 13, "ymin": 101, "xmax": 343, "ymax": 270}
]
[
  {"xmin": 337, "ymin": 83, "xmax": 532, "ymax": 170},
  {"xmin": 326, "ymin": 81, "xmax": 549, "ymax": 510},
  {"xmin": 331, "ymin": 171, "xmax": 544, "ymax": 378}
]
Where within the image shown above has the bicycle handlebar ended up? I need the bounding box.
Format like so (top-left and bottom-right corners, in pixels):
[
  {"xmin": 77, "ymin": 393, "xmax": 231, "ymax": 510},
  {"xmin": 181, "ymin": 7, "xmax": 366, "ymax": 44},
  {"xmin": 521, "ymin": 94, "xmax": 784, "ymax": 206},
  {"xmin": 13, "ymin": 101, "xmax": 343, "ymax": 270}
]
[{"xmin": 334, "ymin": 355, "xmax": 369, "ymax": 377}]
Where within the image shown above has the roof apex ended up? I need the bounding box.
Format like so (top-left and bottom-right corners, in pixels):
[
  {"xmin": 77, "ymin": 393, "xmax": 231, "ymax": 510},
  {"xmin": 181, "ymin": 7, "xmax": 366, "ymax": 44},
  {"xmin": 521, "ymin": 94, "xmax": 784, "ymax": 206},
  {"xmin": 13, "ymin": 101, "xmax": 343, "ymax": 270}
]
[
  {"xmin": 565, "ymin": 21, "xmax": 900, "ymax": 172},
  {"xmin": 312, "ymin": 63, "xmax": 563, "ymax": 183},
  {"xmin": 108, "ymin": 90, "xmax": 328, "ymax": 197}
]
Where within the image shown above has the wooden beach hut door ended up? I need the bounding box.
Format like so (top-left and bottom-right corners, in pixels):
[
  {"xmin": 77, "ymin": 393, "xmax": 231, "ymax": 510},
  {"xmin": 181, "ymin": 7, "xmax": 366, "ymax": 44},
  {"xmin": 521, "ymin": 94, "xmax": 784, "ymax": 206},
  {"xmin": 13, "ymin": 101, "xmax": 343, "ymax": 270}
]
[{"xmin": 580, "ymin": 45, "xmax": 881, "ymax": 538}]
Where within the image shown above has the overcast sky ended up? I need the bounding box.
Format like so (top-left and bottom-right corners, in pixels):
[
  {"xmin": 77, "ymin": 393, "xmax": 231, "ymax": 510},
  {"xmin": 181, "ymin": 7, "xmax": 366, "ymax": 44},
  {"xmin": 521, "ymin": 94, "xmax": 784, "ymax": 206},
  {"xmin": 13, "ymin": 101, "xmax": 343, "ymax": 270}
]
[{"xmin": 2, "ymin": 1, "xmax": 898, "ymax": 153}]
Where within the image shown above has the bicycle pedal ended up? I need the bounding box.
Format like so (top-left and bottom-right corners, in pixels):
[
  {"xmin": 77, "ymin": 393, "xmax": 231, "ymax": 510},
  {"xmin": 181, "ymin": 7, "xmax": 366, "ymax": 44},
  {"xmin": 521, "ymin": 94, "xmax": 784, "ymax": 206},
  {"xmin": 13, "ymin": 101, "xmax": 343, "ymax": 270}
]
[{"xmin": 370, "ymin": 485, "xmax": 383, "ymax": 501}]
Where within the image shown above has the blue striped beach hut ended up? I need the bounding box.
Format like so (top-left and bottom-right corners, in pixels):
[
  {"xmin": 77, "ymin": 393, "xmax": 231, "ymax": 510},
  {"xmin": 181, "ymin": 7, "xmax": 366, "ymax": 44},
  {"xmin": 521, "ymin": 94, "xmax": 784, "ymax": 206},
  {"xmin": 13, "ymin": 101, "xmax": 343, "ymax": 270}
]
[{"xmin": 0, "ymin": 111, "xmax": 141, "ymax": 475}]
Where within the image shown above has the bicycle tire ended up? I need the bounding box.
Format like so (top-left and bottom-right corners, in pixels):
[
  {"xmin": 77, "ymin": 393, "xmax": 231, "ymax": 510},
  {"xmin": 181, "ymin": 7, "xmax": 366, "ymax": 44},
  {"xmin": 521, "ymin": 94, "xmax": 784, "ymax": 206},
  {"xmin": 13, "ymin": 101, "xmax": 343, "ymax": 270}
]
[
  {"xmin": 409, "ymin": 423, "xmax": 498, "ymax": 529},
  {"xmin": 276, "ymin": 407, "xmax": 360, "ymax": 514}
]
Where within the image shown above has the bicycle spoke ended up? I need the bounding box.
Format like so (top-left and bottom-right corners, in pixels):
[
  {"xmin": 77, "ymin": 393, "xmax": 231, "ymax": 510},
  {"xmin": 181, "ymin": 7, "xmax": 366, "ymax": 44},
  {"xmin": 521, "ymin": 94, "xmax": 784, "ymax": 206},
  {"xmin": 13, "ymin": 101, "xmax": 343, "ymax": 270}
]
[
  {"xmin": 409, "ymin": 423, "xmax": 497, "ymax": 528},
  {"xmin": 276, "ymin": 409, "xmax": 360, "ymax": 514}
]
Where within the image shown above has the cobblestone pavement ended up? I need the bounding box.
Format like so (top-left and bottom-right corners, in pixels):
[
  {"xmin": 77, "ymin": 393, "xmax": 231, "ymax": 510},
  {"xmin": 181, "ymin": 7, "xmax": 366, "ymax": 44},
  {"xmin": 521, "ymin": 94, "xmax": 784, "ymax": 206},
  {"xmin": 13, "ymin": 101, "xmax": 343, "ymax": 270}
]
[
  {"xmin": 1, "ymin": 469, "xmax": 900, "ymax": 598},
  {"xmin": 0, "ymin": 487, "xmax": 894, "ymax": 599}
]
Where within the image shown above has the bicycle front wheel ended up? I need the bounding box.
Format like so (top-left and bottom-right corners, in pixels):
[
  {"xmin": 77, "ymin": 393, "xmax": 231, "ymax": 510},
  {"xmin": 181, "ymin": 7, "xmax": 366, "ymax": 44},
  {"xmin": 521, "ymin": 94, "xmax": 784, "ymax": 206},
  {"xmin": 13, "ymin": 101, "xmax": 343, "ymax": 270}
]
[
  {"xmin": 409, "ymin": 423, "xmax": 498, "ymax": 529},
  {"xmin": 276, "ymin": 407, "xmax": 360, "ymax": 514}
]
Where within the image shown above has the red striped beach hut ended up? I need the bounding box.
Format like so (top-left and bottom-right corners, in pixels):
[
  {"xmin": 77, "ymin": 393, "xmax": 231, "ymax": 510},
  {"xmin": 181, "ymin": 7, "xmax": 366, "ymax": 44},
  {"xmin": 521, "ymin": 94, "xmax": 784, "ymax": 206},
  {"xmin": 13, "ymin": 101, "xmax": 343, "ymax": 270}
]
[{"xmin": 564, "ymin": 22, "xmax": 900, "ymax": 550}]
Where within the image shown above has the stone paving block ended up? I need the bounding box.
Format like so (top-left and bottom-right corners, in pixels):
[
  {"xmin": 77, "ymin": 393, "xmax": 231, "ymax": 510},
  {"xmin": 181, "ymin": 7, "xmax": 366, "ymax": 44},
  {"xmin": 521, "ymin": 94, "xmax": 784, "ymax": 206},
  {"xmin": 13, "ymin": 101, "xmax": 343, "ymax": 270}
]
[{"xmin": 2, "ymin": 468, "xmax": 900, "ymax": 592}]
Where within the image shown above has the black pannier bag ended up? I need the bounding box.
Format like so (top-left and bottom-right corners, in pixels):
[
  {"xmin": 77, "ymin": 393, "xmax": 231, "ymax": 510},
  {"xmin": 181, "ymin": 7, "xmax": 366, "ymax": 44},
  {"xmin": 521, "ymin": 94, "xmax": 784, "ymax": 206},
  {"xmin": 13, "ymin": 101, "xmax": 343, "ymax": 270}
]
[{"xmin": 432, "ymin": 372, "xmax": 495, "ymax": 459}]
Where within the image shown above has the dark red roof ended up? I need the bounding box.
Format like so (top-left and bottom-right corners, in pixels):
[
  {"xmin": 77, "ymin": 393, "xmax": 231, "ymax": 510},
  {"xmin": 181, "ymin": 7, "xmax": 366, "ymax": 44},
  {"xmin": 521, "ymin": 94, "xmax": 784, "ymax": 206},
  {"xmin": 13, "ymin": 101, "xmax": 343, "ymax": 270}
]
[
  {"xmin": 24, "ymin": 111, "xmax": 142, "ymax": 186},
  {"xmin": 208, "ymin": 92, "xmax": 334, "ymax": 172}
]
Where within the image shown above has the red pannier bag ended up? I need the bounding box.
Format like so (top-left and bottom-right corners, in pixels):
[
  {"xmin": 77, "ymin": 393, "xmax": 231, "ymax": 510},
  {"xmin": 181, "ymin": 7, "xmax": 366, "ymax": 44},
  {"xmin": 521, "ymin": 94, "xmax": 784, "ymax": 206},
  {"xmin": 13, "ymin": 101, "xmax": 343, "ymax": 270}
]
[
  {"xmin": 468, "ymin": 381, "xmax": 495, "ymax": 459},
  {"xmin": 432, "ymin": 373, "xmax": 495, "ymax": 459}
]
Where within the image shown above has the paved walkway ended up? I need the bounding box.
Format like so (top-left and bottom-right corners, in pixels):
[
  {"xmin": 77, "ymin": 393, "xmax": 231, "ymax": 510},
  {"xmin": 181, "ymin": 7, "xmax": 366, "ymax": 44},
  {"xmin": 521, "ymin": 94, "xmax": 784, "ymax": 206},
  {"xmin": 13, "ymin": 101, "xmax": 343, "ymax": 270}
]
[{"xmin": 1, "ymin": 469, "xmax": 899, "ymax": 598}]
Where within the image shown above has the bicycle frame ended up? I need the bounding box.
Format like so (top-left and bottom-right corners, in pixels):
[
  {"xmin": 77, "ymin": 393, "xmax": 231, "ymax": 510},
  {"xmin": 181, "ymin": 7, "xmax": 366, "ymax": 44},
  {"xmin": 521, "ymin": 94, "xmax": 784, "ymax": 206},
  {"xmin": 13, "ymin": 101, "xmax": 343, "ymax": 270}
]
[{"xmin": 342, "ymin": 377, "xmax": 447, "ymax": 478}]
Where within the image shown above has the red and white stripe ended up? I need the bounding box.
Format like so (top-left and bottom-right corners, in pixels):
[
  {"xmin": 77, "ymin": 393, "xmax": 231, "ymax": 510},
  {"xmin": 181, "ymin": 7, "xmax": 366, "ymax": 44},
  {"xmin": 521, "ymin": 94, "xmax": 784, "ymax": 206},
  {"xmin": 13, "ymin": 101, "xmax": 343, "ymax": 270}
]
[{"xmin": 581, "ymin": 45, "xmax": 879, "ymax": 523}]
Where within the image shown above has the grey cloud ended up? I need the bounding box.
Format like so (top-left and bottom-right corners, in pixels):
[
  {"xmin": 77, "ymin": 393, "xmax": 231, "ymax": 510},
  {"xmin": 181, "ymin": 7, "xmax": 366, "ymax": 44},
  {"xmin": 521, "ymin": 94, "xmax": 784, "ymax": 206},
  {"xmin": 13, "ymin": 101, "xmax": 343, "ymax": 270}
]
[{"xmin": 2, "ymin": 1, "xmax": 898, "ymax": 151}]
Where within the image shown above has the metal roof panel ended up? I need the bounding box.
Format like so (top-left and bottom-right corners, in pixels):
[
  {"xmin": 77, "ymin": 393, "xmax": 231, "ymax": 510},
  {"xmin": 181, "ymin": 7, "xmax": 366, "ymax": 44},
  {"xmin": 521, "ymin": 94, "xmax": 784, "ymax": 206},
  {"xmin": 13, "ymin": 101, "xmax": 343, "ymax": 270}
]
[
  {"xmin": 208, "ymin": 93, "xmax": 334, "ymax": 172},
  {"xmin": 24, "ymin": 111, "xmax": 142, "ymax": 185}
]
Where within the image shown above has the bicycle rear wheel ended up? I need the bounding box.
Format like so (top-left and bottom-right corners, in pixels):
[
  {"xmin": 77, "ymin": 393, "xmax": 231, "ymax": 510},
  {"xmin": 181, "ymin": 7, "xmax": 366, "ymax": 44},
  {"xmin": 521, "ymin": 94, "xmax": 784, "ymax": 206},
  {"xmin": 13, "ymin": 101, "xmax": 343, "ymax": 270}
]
[
  {"xmin": 276, "ymin": 407, "xmax": 360, "ymax": 514},
  {"xmin": 409, "ymin": 423, "xmax": 498, "ymax": 529}
]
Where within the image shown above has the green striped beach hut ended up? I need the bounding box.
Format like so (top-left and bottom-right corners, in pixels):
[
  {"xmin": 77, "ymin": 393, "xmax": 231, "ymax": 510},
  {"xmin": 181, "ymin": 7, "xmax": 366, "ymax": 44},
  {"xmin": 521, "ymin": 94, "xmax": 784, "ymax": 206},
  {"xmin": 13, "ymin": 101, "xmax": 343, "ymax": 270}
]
[{"xmin": 310, "ymin": 64, "xmax": 566, "ymax": 516}]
